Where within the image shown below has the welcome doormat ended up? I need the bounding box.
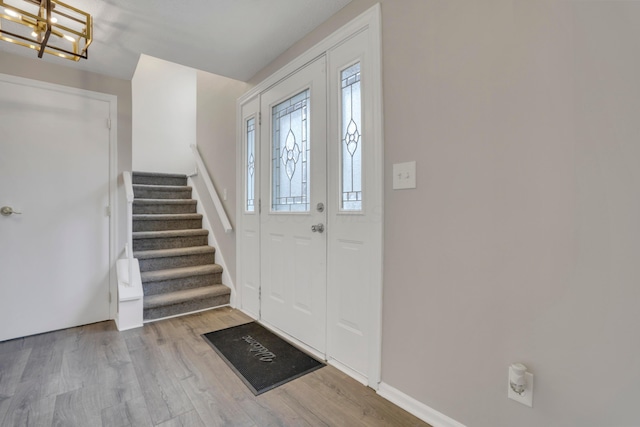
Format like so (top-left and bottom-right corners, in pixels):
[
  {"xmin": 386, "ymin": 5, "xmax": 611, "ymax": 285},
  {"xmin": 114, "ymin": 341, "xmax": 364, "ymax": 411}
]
[{"xmin": 202, "ymin": 322, "xmax": 324, "ymax": 395}]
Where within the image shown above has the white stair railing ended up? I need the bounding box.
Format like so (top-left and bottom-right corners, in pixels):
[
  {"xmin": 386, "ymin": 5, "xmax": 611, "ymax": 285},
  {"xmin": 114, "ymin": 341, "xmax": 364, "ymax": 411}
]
[
  {"xmin": 190, "ymin": 145, "xmax": 233, "ymax": 233},
  {"xmin": 123, "ymin": 171, "xmax": 135, "ymax": 286},
  {"xmin": 115, "ymin": 171, "xmax": 143, "ymax": 331}
]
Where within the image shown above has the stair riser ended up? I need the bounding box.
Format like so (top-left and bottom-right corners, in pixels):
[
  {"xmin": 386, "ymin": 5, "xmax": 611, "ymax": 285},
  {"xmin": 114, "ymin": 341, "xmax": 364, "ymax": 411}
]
[
  {"xmin": 133, "ymin": 203, "xmax": 197, "ymax": 215},
  {"xmin": 132, "ymin": 176, "xmax": 187, "ymax": 186},
  {"xmin": 133, "ymin": 188, "xmax": 192, "ymax": 199},
  {"xmin": 133, "ymin": 235, "xmax": 208, "ymax": 251},
  {"xmin": 143, "ymin": 273, "xmax": 222, "ymax": 296},
  {"xmin": 138, "ymin": 252, "xmax": 216, "ymax": 272},
  {"xmin": 144, "ymin": 294, "xmax": 231, "ymax": 321},
  {"xmin": 133, "ymin": 219, "xmax": 202, "ymax": 232}
]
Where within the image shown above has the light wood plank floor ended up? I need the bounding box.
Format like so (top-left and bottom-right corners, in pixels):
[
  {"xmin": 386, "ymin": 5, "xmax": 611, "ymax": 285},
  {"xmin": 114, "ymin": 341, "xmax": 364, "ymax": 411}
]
[{"xmin": 0, "ymin": 307, "xmax": 430, "ymax": 426}]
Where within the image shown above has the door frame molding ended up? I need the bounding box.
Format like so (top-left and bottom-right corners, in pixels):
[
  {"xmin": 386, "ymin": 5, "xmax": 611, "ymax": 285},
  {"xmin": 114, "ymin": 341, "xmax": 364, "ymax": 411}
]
[
  {"xmin": 0, "ymin": 72, "xmax": 119, "ymax": 320},
  {"xmin": 236, "ymin": 4, "xmax": 383, "ymax": 388}
]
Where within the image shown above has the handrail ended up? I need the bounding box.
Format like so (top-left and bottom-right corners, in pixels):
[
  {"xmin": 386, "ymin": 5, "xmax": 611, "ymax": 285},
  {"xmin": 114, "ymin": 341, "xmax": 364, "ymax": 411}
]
[
  {"xmin": 123, "ymin": 171, "xmax": 134, "ymax": 203},
  {"xmin": 122, "ymin": 171, "xmax": 135, "ymax": 286},
  {"xmin": 190, "ymin": 145, "xmax": 233, "ymax": 233}
]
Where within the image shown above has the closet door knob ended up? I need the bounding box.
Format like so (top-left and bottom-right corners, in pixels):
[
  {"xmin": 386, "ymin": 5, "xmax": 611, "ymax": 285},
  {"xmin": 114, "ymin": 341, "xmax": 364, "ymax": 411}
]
[{"xmin": 1, "ymin": 206, "xmax": 22, "ymax": 216}]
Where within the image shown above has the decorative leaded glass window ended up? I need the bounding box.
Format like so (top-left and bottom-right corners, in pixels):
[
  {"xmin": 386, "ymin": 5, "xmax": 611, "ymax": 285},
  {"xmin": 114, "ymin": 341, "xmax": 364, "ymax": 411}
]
[
  {"xmin": 341, "ymin": 63, "xmax": 362, "ymax": 211},
  {"xmin": 272, "ymin": 90, "xmax": 310, "ymax": 212},
  {"xmin": 246, "ymin": 117, "xmax": 256, "ymax": 212}
]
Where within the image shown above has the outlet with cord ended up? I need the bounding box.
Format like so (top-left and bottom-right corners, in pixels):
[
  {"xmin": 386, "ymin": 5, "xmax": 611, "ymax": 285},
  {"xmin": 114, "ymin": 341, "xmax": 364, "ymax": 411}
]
[{"xmin": 508, "ymin": 363, "xmax": 533, "ymax": 407}]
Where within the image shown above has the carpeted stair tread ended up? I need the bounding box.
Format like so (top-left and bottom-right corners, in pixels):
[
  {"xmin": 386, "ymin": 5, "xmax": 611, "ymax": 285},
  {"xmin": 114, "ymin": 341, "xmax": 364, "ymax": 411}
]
[
  {"xmin": 133, "ymin": 199, "xmax": 198, "ymax": 214},
  {"xmin": 141, "ymin": 264, "xmax": 223, "ymax": 283},
  {"xmin": 134, "ymin": 199, "xmax": 197, "ymax": 205},
  {"xmin": 143, "ymin": 285, "xmax": 230, "ymax": 309},
  {"xmin": 133, "ymin": 171, "xmax": 186, "ymax": 179},
  {"xmin": 132, "ymin": 229, "xmax": 209, "ymax": 251},
  {"xmin": 133, "ymin": 214, "xmax": 202, "ymax": 232},
  {"xmin": 133, "ymin": 213, "xmax": 202, "ymax": 221},
  {"xmin": 133, "ymin": 172, "xmax": 188, "ymax": 187},
  {"xmin": 133, "ymin": 184, "xmax": 192, "ymax": 200},
  {"xmin": 133, "ymin": 184, "xmax": 192, "ymax": 192},
  {"xmin": 134, "ymin": 245, "xmax": 215, "ymax": 260},
  {"xmin": 133, "ymin": 229, "xmax": 209, "ymax": 239}
]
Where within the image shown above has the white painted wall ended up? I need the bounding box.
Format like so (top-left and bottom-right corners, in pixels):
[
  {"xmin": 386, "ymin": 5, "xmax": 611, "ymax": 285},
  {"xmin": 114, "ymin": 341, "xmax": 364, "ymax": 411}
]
[{"xmin": 132, "ymin": 54, "xmax": 196, "ymax": 174}]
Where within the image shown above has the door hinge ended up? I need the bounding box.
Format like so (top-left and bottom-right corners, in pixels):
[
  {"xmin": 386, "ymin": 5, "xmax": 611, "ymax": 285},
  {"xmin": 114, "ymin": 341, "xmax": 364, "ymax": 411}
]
[
  {"xmin": 105, "ymin": 206, "xmax": 111, "ymax": 217},
  {"xmin": 106, "ymin": 118, "xmax": 111, "ymax": 129},
  {"xmin": 109, "ymin": 292, "xmax": 112, "ymax": 303},
  {"xmin": 258, "ymin": 112, "xmax": 262, "ymax": 126},
  {"xmin": 258, "ymin": 199, "xmax": 261, "ymax": 214}
]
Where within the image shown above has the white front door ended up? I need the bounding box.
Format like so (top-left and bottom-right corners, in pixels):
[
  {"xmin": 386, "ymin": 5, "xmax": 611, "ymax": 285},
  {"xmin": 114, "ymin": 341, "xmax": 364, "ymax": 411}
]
[
  {"xmin": 0, "ymin": 77, "xmax": 111, "ymax": 342},
  {"xmin": 260, "ymin": 57, "xmax": 327, "ymax": 352}
]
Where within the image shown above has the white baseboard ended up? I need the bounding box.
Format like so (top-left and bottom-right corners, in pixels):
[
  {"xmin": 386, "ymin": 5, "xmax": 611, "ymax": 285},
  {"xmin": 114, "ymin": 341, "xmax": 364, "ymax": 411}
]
[
  {"xmin": 328, "ymin": 358, "xmax": 368, "ymax": 386},
  {"xmin": 377, "ymin": 382, "xmax": 467, "ymax": 427}
]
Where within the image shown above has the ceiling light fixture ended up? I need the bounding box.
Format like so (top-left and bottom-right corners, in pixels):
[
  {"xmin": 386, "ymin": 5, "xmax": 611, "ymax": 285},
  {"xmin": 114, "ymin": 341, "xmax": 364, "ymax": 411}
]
[{"xmin": 0, "ymin": 0, "xmax": 92, "ymax": 61}]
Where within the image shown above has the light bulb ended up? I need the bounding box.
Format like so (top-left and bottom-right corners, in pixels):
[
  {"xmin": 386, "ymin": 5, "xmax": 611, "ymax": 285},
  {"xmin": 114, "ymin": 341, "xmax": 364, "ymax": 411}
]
[
  {"xmin": 31, "ymin": 31, "xmax": 38, "ymax": 37},
  {"xmin": 63, "ymin": 34, "xmax": 75, "ymax": 42},
  {"xmin": 4, "ymin": 8, "xmax": 21, "ymax": 18},
  {"xmin": 51, "ymin": 17, "xmax": 57, "ymax": 23}
]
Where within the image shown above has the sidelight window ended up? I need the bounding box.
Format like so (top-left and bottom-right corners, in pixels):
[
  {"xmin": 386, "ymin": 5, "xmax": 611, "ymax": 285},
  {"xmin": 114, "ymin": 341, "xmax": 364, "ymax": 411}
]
[
  {"xmin": 341, "ymin": 63, "xmax": 362, "ymax": 211},
  {"xmin": 246, "ymin": 117, "xmax": 256, "ymax": 212}
]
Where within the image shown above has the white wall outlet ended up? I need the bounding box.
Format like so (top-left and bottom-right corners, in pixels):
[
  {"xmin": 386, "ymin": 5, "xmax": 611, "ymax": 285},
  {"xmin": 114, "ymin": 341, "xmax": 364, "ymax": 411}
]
[
  {"xmin": 508, "ymin": 365, "xmax": 533, "ymax": 407},
  {"xmin": 393, "ymin": 161, "xmax": 417, "ymax": 190}
]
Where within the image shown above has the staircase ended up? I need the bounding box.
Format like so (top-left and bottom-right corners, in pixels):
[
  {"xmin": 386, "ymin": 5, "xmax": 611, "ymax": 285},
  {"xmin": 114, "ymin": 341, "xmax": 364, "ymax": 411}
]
[{"xmin": 132, "ymin": 171, "xmax": 231, "ymax": 321}]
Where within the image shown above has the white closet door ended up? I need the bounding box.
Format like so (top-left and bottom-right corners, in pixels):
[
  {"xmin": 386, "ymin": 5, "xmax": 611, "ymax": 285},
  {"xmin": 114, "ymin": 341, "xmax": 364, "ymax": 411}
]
[{"xmin": 0, "ymin": 78, "xmax": 111, "ymax": 342}]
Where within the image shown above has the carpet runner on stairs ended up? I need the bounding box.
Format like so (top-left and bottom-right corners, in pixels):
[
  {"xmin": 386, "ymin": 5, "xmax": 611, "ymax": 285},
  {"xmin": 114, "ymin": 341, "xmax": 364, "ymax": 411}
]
[{"xmin": 132, "ymin": 171, "xmax": 231, "ymax": 321}]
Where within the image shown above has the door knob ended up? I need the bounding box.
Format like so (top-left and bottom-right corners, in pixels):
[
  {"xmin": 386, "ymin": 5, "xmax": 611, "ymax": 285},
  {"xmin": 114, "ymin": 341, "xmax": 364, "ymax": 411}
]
[
  {"xmin": 311, "ymin": 223, "xmax": 325, "ymax": 233},
  {"xmin": 1, "ymin": 206, "xmax": 22, "ymax": 216}
]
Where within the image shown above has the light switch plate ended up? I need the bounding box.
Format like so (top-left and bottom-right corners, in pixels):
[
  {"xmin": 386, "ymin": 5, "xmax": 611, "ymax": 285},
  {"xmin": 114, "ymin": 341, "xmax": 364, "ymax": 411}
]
[{"xmin": 393, "ymin": 161, "xmax": 416, "ymax": 190}]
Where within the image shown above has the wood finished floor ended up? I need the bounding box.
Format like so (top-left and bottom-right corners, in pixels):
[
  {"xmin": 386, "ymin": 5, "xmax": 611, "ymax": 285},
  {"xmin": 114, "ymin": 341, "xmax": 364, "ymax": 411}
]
[{"xmin": 0, "ymin": 307, "xmax": 430, "ymax": 426}]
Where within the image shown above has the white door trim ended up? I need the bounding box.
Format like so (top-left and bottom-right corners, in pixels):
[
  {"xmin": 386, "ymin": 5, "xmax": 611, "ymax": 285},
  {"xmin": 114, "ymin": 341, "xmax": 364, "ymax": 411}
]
[
  {"xmin": 0, "ymin": 72, "xmax": 119, "ymax": 320},
  {"xmin": 236, "ymin": 4, "xmax": 383, "ymax": 388}
]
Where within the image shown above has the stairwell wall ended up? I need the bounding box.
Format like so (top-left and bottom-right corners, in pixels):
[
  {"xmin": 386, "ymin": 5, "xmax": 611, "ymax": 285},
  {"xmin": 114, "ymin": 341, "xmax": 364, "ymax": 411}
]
[
  {"xmin": 132, "ymin": 55, "xmax": 196, "ymax": 175},
  {"xmin": 194, "ymin": 70, "xmax": 250, "ymax": 286}
]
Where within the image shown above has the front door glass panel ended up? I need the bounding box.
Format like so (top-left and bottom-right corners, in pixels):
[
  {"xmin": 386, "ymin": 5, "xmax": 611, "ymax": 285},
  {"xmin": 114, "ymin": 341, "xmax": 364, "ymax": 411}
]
[{"xmin": 272, "ymin": 89, "xmax": 310, "ymax": 212}]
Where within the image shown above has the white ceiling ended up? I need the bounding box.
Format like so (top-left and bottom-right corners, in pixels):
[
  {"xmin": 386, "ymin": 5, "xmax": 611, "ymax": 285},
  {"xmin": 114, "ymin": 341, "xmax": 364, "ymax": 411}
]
[{"xmin": 0, "ymin": 0, "xmax": 352, "ymax": 81}]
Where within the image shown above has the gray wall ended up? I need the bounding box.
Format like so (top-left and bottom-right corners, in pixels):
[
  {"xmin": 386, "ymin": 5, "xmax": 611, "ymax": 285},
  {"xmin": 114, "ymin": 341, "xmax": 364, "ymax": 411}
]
[
  {"xmin": 250, "ymin": 1, "xmax": 640, "ymax": 426},
  {"xmin": 0, "ymin": 50, "xmax": 132, "ymax": 262},
  {"xmin": 194, "ymin": 70, "xmax": 250, "ymax": 285}
]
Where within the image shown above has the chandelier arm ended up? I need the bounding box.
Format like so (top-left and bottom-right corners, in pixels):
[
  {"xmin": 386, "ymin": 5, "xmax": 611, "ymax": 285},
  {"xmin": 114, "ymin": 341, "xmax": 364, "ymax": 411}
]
[
  {"xmin": 37, "ymin": 0, "xmax": 50, "ymax": 57},
  {"xmin": 44, "ymin": 43, "xmax": 87, "ymax": 59}
]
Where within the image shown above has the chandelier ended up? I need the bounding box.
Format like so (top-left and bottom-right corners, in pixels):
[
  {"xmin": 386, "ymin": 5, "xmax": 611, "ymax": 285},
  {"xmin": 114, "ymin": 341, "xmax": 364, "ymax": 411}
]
[{"xmin": 0, "ymin": 0, "xmax": 92, "ymax": 61}]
